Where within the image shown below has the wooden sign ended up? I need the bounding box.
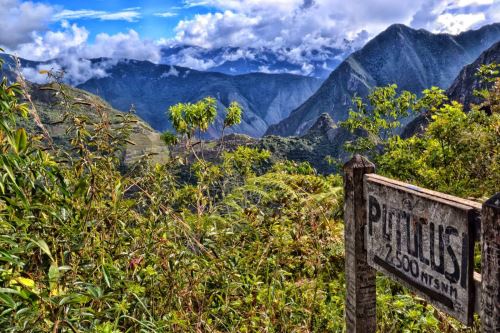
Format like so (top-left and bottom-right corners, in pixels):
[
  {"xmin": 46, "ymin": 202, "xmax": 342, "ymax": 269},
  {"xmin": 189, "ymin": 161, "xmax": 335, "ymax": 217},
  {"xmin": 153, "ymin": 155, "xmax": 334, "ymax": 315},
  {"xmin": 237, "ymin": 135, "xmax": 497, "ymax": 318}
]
[{"xmin": 364, "ymin": 174, "xmax": 481, "ymax": 325}]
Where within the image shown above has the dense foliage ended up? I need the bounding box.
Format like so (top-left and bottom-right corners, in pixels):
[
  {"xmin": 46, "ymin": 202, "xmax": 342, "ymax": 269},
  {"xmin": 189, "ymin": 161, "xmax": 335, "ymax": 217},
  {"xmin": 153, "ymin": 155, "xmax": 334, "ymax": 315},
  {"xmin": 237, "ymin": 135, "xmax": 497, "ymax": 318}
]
[
  {"xmin": 342, "ymin": 66, "xmax": 499, "ymax": 199},
  {"xmin": 0, "ymin": 56, "xmax": 497, "ymax": 332}
]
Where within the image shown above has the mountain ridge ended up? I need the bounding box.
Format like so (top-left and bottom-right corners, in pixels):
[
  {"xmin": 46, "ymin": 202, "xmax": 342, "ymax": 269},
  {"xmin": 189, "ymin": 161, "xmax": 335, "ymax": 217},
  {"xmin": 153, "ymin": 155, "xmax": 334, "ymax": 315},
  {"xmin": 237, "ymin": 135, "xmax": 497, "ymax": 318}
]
[
  {"xmin": 266, "ymin": 23, "xmax": 500, "ymax": 137},
  {"xmin": 18, "ymin": 81, "xmax": 168, "ymax": 165},
  {"xmin": 1, "ymin": 53, "xmax": 323, "ymax": 139}
]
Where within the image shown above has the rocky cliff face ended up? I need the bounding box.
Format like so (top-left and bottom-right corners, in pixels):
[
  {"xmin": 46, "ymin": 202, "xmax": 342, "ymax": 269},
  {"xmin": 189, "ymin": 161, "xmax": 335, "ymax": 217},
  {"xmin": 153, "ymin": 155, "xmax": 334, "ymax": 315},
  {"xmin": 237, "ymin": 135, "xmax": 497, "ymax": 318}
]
[
  {"xmin": 266, "ymin": 23, "xmax": 500, "ymax": 137},
  {"xmin": 77, "ymin": 59, "xmax": 322, "ymax": 138},
  {"xmin": 447, "ymin": 41, "xmax": 500, "ymax": 108}
]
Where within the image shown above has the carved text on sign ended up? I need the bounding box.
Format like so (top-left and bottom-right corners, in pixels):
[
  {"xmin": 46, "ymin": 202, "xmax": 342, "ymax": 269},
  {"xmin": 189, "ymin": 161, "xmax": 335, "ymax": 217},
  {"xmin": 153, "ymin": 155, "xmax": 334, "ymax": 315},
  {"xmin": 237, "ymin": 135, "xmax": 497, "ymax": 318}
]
[{"xmin": 365, "ymin": 174, "xmax": 479, "ymax": 325}]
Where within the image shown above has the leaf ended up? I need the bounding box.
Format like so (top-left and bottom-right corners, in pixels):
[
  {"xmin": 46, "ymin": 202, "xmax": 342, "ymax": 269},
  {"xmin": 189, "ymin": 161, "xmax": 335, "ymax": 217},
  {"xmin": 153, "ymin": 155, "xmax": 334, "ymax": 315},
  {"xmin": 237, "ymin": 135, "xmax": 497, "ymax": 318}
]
[
  {"xmin": 15, "ymin": 277, "xmax": 35, "ymax": 289},
  {"xmin": 48, "ymin": 264, "xmax": 71, "ymax": 296},
  {"xmin": 14, "ymin": 128, "xmax": 27, "ymax": 153},
  {"xmin": 59, "ymin": 294, "xmax": 90, "ymax": 305},
  {"xmin": 30, "ymin": 239, "xmax": 54, "ymax": 262},
  {"xmin": 2, "ymin": 163, "xmax": 15, "ymax": 183},
  {"xmin": 102, "ymin": 266, "xmax": 112, "ymax": 288},
  {"xmin": 48, "ymin": 264, "xmax": 59, "ymax": 282},
  {"xmin": 0, "ymin": 288, "xmax": 22, "ymax": 295},
  {"xmin": 0, "ymin": 293, "xmax": 15, "ymax": 308}
]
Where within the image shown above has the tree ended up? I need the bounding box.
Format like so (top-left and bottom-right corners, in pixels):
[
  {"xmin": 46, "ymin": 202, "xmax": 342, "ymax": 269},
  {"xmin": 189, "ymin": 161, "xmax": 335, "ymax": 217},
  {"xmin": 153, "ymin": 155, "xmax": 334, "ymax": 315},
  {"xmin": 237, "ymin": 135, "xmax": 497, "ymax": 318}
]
[
  {"xmin": 163, "ymin": 98, "xmax": 243, "ymax": 159},
  {"xmin": 340, "ymin": 85, "xmax": 447, "ymax": 157},
  {"xmin": 218, "ymin": 101, "xmax": 242, "ymax": 155}
]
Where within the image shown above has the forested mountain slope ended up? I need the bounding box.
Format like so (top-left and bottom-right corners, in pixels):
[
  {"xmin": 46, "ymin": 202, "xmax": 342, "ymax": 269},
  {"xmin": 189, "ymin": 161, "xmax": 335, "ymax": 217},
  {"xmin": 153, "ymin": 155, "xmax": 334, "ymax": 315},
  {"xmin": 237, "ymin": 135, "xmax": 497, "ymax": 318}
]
[{"xmin": 18, "ymin": 80, "xmax": 168, "ymax": 164}]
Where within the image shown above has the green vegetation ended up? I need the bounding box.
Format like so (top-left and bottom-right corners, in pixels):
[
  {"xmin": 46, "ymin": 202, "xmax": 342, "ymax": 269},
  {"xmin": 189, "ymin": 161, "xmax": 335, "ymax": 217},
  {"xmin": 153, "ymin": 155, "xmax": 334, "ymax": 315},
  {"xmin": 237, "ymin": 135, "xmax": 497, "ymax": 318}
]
[
  {"xmin": 341, "ymin": 67, "xmax": 499, "ymax": 199},
  {"xmin": 0, "ymin": 55, "xmax": 498, "ymax": 332}
]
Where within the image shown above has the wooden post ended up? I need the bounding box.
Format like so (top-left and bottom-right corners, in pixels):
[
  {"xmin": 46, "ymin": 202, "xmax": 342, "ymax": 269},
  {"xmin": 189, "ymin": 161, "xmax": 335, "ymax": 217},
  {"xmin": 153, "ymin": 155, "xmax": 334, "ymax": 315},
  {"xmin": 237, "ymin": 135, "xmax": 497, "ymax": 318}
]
[
  {"xmin": 343, "ymin": 154, "xmax": 377, "ymax": 332},
  {"xmin": 481, "ymin": 193, "xmax": 500, "ymax": 333}
]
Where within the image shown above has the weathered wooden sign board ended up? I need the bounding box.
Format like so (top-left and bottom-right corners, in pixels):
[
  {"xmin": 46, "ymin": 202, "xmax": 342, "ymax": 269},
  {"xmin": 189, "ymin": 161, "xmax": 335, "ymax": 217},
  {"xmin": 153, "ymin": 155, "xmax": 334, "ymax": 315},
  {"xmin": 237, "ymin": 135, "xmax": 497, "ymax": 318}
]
[
  {"xmin": 364, "ymin": 174, "xmax": 481, "ymax": 325},
  {"xmin": 343, "ymin": 155, "xmax": 499, "ymax": 333}
]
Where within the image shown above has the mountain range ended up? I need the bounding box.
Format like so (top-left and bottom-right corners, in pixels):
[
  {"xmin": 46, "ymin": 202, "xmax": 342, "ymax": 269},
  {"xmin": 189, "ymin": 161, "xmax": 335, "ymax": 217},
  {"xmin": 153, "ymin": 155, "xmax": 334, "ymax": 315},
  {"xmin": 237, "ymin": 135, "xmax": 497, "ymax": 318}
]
[
  {"xmin": 0, "ymin": 54, "xmax": 323, "ymax": 139},
  {"xmin": 2, "ymin": 22, "xmax": 500, "ymax": 143},
  {"xmin": 259, "ymin": 38, "xmax": 500, "ymax": 171},
  {"xmin": 77, "ymin": 60, "xmax": 322, "ymax": 138},
  {"xmin": 266, "ymin": 23, "xmax": 500, "ymax": 137}
]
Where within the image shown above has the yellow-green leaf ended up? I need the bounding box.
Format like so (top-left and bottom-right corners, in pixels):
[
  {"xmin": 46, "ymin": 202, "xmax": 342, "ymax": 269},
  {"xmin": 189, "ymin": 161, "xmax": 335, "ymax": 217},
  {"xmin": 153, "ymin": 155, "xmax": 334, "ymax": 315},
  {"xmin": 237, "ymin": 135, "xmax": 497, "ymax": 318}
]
[
  {"xmin": 15, "ymin": 277, "xmax": 35, "ymax": 289},
  {"xmin": 14, "ymin": 128, "xmax": 27, "ymax": 153}
]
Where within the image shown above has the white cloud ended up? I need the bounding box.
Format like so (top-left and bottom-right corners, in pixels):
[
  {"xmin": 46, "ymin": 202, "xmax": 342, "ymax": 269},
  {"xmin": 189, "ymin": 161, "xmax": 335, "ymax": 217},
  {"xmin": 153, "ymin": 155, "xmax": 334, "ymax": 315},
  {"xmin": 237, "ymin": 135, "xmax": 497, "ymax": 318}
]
[
  {"xmin": 0, "ymin": 0, "xmax": 54, "ymax": 48},
  {"xmin": 435, "ymin": 12, "xmax": 486, "ymax": 34},
  {"xmin": 160, "ymin": 66, "xmax": 180, "ymax": 78},
  {"xmin": 85, "ymin": 30, "xmax": 161, "ymax": 62},
  {"xmin": 20, "ymin": 58, "xmax": 112, "ymax": 85},
  {"xmin": 1, "ymin": 0, "xmax": 498, "ymax": 81},
  {"xmin": 98, "ymin": 11, "xmax": 141, "ymax": 22},
  {"xmin": 53, "ymin": 8, "xmax": 141, "ymax": 22},
  {"xmin": 411, "ymin": 0, "xmax": 498, "ymax": 33},
  {"xmin": 453, "ymin": 0, "xmax": 494, "ymax": 7},
  {"xmin": 154, "ymin": 12, "xmax": 178, "ymax": 18},
  {"xmin": 484, "ymin": 1, "xmax": 500, "ymax": 22},
  {"xmin": 7, "ymin": 22, "xmax": 161, "ymax": 85},
  {"xmin": 13, "ymin": 21, "xmax": 89, "ymax": 61},
  {"xmin": 184, "ymin": 0, "xmax": 304, "ymax": 12},
  {"xmin": 53, "ymin": 10, "xmax": 101, "ymax": 20},
  {"xmin": 175, "ymin": 0, "xmax": 425, "ymax": 50},
  {"xmin": 9, "ymin": 21, "xmax": 161, "ymax": 63},
  {"xmin": 165, "ymin": 0, "xmax": 498, "ymax": 75},
  {"xmin": 175, "ymin": 11, "xmax": 262, "ymax": 48},
  {"xmin": 165, "ymin": 49, "xmax": 217, "ymax": 71}
]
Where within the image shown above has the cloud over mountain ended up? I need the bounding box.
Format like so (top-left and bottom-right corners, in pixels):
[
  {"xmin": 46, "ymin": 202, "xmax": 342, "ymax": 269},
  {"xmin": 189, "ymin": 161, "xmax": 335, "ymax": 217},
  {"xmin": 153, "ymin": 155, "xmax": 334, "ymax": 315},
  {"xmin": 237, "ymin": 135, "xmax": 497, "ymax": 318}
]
[
  {"xmin": 7, "ymin": 20, "xmax": 161, "ymax": 85},
  {"xmin": 166, "ymin": 0, "xmax": 500, "ymax": 76},
  {"xmin": 175, "ymin": 0, "xmax": 500, "ymax": 50}
]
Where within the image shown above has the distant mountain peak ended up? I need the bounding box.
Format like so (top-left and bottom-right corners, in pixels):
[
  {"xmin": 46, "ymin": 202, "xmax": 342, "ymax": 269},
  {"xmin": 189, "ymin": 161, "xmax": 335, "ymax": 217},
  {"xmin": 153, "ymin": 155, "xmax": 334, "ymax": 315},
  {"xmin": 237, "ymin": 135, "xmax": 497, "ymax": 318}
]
[
  {"xmin": 305, "ymin": 113, "xmax": 336, "ymax": 135},
  {"xmin": 301, "ymin": 113, "xmax": 340, "ymax": 143},
  {"xmin": 385, "ymin": 23, "xmax": 414, "ymax": 33}
]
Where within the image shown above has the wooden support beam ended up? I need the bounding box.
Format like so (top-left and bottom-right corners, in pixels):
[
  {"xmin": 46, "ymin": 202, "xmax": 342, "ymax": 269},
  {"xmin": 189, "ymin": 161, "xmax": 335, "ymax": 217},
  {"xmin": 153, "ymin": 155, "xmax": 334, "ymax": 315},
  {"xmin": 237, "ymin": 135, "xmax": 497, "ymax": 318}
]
[
  {"xmin": 343, "ymin": 154, "xmax": 377, "ymax": 332},
  {"xmin": 481, "ymin": 193, "xmax": 500, "ymax": 333}
]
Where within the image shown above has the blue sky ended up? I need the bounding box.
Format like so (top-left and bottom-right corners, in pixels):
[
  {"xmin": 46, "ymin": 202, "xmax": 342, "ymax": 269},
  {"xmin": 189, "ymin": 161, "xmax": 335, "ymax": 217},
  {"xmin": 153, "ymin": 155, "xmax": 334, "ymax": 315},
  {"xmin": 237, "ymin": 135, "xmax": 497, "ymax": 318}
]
[
  {"xmin": 44, "ymin": 0, "xmax": 209, "ymax": 41},
  {"xmin": 0, "ymin": 0, "xmax": 499, "ymax": 64}
]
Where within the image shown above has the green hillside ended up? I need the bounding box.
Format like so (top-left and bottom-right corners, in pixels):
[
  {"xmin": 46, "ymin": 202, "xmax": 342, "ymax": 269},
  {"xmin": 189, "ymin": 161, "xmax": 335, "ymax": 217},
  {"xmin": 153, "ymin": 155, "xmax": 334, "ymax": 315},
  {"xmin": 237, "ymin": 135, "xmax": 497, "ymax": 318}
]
[{"xmin": 20, "ymin": 81, "xmax": 168, "ymax": 165}]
